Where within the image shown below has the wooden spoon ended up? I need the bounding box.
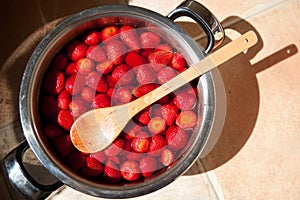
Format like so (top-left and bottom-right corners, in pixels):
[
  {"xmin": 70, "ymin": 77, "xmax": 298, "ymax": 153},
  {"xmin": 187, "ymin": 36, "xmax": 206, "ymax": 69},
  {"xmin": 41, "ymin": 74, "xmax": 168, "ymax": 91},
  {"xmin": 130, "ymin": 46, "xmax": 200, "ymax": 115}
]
[{"xmin": 70, "ymin": 31, "xmax": 258, "ymax": 153}]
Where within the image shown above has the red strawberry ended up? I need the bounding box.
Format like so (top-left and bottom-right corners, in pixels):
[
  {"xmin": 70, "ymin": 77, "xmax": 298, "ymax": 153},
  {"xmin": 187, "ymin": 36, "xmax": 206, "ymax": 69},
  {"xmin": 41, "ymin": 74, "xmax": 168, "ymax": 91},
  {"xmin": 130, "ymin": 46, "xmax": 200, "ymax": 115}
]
[
  {"xmin": 92, "ymin": 93, "xmax": 111, "ymax": 108},
  {"xmin": 149, "ymin": 104, "xmax": 163, "ymax": 118},
  {"xmin": 64, "ymin": 62, "xmax": 77, "ymax": 76},
  {"xmin": 157, "ymin": 67, "xmax": 177, "ymax": 84},
  {"xmin": 104, "ymin": 138, "xmax": 125, "ymax": 157},
  {"xmin": 166, "ymin": 125, "xmax": 188, "ymax": 150},
  {"xmin": 69, "ymin": 97, "xmax": 87, "ymax": 118},
  {"xmin": 115, "ymin": 86, "xmax": 133, "ymax": 103},
  {"xmin": 100, "ymin": 26, "xmax": 119, "ymax": 41},
  {"xmin": 119, "ymin": 25, "xmax": 141, "ymax": 51},
  {"xmin": 120, "ymin": 160, "xmax": 140, "ymax": 181},
  {"xmin": 51, "ymin": 53, "xmax": 68, "ymax": 70},
  {"xmin": 134, "ymin": 107, "xmax": 150, "ymax": 125},
  {"xmin": 148, "ymin": 135, "xmax": 167, "ymax": 157},
  {"xmin": 173, "ymin": 91, "xmax": 196, "ymax": 110},
  {"xmin": 111, "ymin": 64, "xmax": 134, "ymax": 85},
  {"xmin": 175, "ymin": 110, "xmax": 197, "ymax": 129},
  {"xmin": 90, "ymin": 151, "xmax": 106, "ymax": 163},
  {"xmin": 139, "ymin": 155, "xmax": 157, "ymax": 178},
  {"xmin": 86, "ymin": 45, "xmax": 106, "ymax": 62},
  {"xmin": 160, "ymin": 148, "xmax": 175, "ymax": 166},
  {"xmin": 154, "ymin": 44, "xmax": 172, "ymax": 53},
  {"xmin": 76, "ymin": 58, "xmax": 95, "ymax": 76},
  {"xmin": 54, "ymin": 134, "xmax": 73, "ymax": 157},
  {"xmin": 122, "ymin": 122, "xmax": 143, "ymax": 140},
  {"xmin": 41, "ymin": 96, "xmax": 58, "ymax": 121},
  {"xmin": 125, "ymin": 51, "xmax": 147, "ymax": 67},
  {"xmin": 135, "ymin": 64, "xmax": 156, "ymax": 85},
  {"xmin": 148, "ymin": 117, "xmax": 166, "ymax": 135},
  {"xmin": 132, "ymin": 83, "xmax": 158, "ymax": 98},
  {"xmin": 43, "ymin": 70, "xmax": 65, "ymax": 95},
  {"xmin": 65, "ymin": 151, "xmax": 86, "ymax": 171},
  {"xmin": 86, "ymin": 71, "xmax": 108, "ymax": 93},
  {"xmin": 148, "ymin": 50, "xmax": 173, "ymax": 71},
  {"xmin": 81, "ymin": 157, "xmax": 103, "ymax": 178},
  {"xmin": 83, "ymin": 30, "xmax": 101, "ymax": 45},
  {"xmin": 96, "ymin": 60, "xmax": 114, "ymax": 74},
  {"xmin": 67, "ymin": 40, "xmax": 88, "ymax": 61},
  {"xmin": 161, "ymin": 103, "xmax": 178, "ymax": 126},
  {"xmin": 170, "ymin": 52, "xmax": 186, "ymax": 70},
  {"xmin": 57, "ymin": 110, "xmax": 74, "ymax": 131},
  {"xmin": 64, "ymin": 73, "xmax": 86, "ymax": 95},
  {"xmin": 106, "ymin": 75, "xmax": 116, "ymax": 88},
  {"xmin": 139, "ymin": 31, "xmax": 161, "ymax": 49},
  {"xmin": 106, "ymin": 39, "xmax": 127, "ymax": 65},
  {"xmin": 80, "ymin": 86, "xmax": 95, "ymax": 103},
  {"xmin": 103, "ymin": 160, "xmax": 121, "ymax": 183},
  {"xmin": 58, "ymin": 90, "xmax": 71, "ymax": 110},
  {"xmin": 44, "ymin": 123, "xmax": 64, "ymax": 140},
  {"xmin": 131, "ymin": 131, "xmax": 151, "ymax": 153}
]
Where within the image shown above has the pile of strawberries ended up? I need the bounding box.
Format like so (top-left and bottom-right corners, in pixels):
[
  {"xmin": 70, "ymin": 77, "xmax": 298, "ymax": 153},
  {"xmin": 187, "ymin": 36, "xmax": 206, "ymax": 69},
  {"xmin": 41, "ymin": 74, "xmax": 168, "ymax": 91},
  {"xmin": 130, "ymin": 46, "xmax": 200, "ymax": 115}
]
[{"xmin": 40, "ymin": 23, "xmax": 201, "ymax": 183}]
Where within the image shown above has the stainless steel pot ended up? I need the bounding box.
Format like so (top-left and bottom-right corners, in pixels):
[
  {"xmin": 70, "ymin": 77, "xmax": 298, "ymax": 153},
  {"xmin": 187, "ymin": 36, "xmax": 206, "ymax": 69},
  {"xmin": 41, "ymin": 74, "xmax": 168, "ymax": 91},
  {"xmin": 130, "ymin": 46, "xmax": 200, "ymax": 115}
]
[{"xmin": 3, "ymin": 1, "xmax": 226, "ymax": 199}]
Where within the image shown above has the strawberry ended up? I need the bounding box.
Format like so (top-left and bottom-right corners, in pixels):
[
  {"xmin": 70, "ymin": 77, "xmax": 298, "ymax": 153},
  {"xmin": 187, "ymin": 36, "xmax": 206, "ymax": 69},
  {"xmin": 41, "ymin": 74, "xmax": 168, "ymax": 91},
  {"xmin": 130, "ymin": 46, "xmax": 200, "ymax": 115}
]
[
  {"xmin": 92, "ymin": 93, "xmax": 111, "ymax": 109},
  {"xmin": 119, "ymin": 25, "xmax": 141, "ymax": 51},
  {"xmin": 161, "ymin": 103, "xmax": 178, "ymax": 126},
  {"xmin": 58, "ymin": 90, "xmax": 71, "ymax": 110},
  {"xmin": 125, "ymin": 51, "xmax": 147, "ymax": 67},
  {"xmin": 65, "ymin": 151, "xmax": 86, "ymax": 172},
  {"xmin": 69, "ymin": 97, "xmax": 87, "ymax": 118},
  {"xmin": 120, "ymin": 160, "xmax": 140, "ymax": 181},
  {"xmin": 134, "ymin": 107, "xmax": 150, "ymax": 125},
  {"xmin": 83, "ymin": 30, "xmax": 101, "ymax": 45},
  {"xmin": 157, "ymin": 67, "xmax": 177, "ymax": 84},
  {"xmin": 148, "ymin": 135, "xmax": 167, "ymax": 157},
  {"xmin": 132, "ymin": 83, "xmax": 158, "ymax": 98},
  {"xmin": 80, "ymin": 86, "xmax": 95, "ymax": 103},
  {"xmin": 81, "ymin": 157, "xmax": 103, "ymax": 178},
  {"xmin": 44, "ymin": 123, "xmax": 65, "ymax": 140},
  {"xmin": 140, "ymin": 49, "xmax": 153, "ymax": 58},
  {"xmin": 106, "ymin": 39, "xmax": 127, "ymax": 65},
  {"xmin": 175, "ymin": 110, "xmax": 197, "ymax": 129},
  {"xmin": 64, "ymin": 73, "xmax": 86, "ymax": 95},
  {"xmin": 173, "ymin": 91, "xmax": 196, "ymax": 110},
  {"xmin": 51, "ymin": 53, "xmax": 68, "ymax": 70},
  {"xmin": 148, "ymin": 117, "xmax": 166, "ymax": 135},
  {"xmin": 154, "ymin": 44, "xmax": 172, "ymax": 53},
  {"xmin": 160, "ymin": 148, "xmax": 174, "ymax": 166},
  {"xmin": 139, "ymin": 31, "xmax": 161, "ymax": 49},
  {"xmin": 100, "ymin": 26, "xmax": 119, "ymax": 41},
  {"xmin": 95, "ymin": 60, "xmax": 114, "ymax": 74},
  {"xmin": 115, "ymin": 86, "xmax": 133, "ymax": 103},
  {"xmin": 43, "ymin": 70, "xmax": 65, "ymax": 95},
  {"xmin": 131, "ymin": 131, "xmax": 151, "ymax": 153},
  {"xmin": 111, "ymin": 64, "xmax": 134, "ymax": 85},
  {"xmin": 64, "ymin": 62, "xmax": 77, "ymax": 76},
  {"xmin": 170, "ymin": 52, "xmax": 186, "ymax": 70},
  {"xmin": 166, "ymin": 125, "xmax": 188, "ymax": 150},
  {"xmin": 86, "ymin": 71, "xmax": 108, "ymax": 93},
  {"xmin": 104, "ymin": 138, "xmax": 125, "ymax": 157},
  {"xmin": 122, "ymin": 122, "xmax": 143, "ymax": 140},
  {"xmin": 57, "ymin": 110, "xmax": 74, "ymax": 131},
  {"xmin": 67, "ymin": 40, "xmax": 88, "ymax": 61},
  {"xmin": 139, "ymin": 155, "xmax": 157, "ymax": 178},
  {"xmin": 41, "ymin": 96, "xmax": 58, "ymax": 121},
  {"xmin": 86, "ymin": 45, "xmax": 106, "ymax": 62},
  {"xmin": 54, "ymin": 134, "xmax": 73, "ymax": 157},
  {"xmin": 148, "ymin": 50, "xmax": 173, "ymax": 71},
  {"xmin": 76, "ymin": 58, "xmax": 95, "ymax": 75},
  {"xmin": 90, "ymin": 151, "xmax": 106, "ymax": 163},
  {"xmin": 135, "ymin": 64, "xmax": 156, "ymax": 85},
  {"xmin": 103, "ymin": 160, "xmax": 121, "ymax": 183}
]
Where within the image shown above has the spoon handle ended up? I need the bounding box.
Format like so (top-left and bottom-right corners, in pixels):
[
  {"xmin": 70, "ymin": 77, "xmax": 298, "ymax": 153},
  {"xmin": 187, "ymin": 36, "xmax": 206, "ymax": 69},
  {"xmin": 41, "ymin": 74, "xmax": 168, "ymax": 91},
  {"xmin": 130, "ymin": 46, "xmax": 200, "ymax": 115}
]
[{"xmin": 129, "ymin": 31, "xmax": 258, "ymax": 115}]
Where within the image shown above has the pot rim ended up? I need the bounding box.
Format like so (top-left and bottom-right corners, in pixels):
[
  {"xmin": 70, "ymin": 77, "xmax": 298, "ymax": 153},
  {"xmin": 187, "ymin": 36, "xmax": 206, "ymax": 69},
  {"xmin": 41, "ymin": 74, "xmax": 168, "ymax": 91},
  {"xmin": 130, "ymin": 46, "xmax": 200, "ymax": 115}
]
[{"xmin": 19, "ymin": 4, "xmax": 216, "ymax": 198}]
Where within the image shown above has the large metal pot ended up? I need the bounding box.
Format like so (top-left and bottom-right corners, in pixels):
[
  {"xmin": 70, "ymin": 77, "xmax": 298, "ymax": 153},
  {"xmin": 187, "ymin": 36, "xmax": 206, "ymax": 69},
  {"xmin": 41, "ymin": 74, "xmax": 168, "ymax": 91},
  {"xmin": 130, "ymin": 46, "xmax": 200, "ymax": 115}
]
[{"xmin": 3, "ymin": 0, "xmax": 226, "ymax": 198}]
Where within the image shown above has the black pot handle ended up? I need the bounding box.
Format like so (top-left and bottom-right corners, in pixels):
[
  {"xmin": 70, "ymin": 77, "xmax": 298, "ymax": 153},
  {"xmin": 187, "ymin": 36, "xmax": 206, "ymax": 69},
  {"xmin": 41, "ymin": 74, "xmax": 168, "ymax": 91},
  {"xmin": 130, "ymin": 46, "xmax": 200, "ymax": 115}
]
[
  {"xmin": 2, "ymin": 140, "xmax": 63, "ymax": 200},
  {"xmin": 167, "ymin": 0, "xmax": 225, "ymax": 54}
]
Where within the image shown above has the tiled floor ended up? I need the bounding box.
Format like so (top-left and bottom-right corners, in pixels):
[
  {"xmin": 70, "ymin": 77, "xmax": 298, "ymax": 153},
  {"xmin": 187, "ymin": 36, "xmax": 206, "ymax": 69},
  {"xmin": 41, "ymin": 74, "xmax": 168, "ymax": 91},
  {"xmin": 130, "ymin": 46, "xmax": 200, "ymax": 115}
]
[{"xmin": 1, "ymin": 0, "xmax": 300, "ymax": 199}]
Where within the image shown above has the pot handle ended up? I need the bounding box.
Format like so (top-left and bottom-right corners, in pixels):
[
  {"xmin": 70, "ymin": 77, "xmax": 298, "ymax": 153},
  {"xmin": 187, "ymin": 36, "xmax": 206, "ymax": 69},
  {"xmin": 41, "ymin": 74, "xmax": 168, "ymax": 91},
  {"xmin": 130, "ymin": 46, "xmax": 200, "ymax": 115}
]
[
  {"xmin": 167, "ymin": 0, "xmax": 225, "ymax": 54},
  {"xmin": 2, "ymin": 140, "xmax": 63, "ymax": 199}
]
